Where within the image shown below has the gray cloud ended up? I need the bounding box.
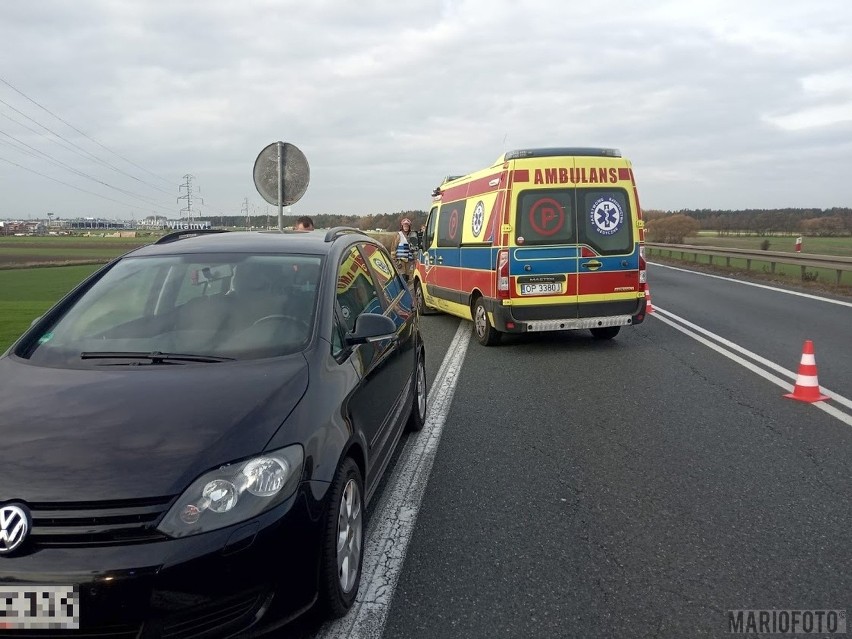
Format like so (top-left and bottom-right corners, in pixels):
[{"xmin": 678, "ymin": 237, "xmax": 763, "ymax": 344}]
[{"xmin": 1, "ymin": 0, "xmax": 851, "ymax": 220}]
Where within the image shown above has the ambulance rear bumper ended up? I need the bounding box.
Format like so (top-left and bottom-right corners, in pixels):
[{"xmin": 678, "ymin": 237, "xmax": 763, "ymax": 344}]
[{"xmin": 487, "ymin": 298, "xmax": 646, "ymax": 332}]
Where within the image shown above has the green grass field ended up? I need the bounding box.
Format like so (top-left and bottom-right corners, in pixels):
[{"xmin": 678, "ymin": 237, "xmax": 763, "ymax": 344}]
[
  {"xmin": 0, "ymin": 235, "xmax": 149, "ymax": 268},
  {"xmin": 690, "ymin": 233, "xmax": 852, "ymax": 256},
  {"xmin": 0, "ymin": 265, "xmax": 101, "ymax": 351}
]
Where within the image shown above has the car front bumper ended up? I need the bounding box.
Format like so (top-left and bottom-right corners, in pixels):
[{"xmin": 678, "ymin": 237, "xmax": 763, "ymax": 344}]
[{"xmin": 0, "ymin": 483, "xmax": 328, "ymax": 638}]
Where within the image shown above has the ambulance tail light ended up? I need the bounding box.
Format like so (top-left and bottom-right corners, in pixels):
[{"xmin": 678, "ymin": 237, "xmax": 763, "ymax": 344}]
[
  {"xmin": 497, "ymin": 249, "xmax": 510, "ymax": 299},
  {"xmin": 639, "ymin": 245, "xmax": 647, "ymax": 288}
]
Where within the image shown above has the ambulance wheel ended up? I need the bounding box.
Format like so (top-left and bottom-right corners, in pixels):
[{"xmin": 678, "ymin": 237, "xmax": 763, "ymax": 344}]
[
  {"xmin": 414, "ymin": 281, "xmax": 437, "ymax": 316},
  {"xmin": 590, "ymin": 326, "xmax": 620, "ymax": 340},
  {"xmin": 473, "ymin": 298, "xmax": 501, "ymax": 346}
]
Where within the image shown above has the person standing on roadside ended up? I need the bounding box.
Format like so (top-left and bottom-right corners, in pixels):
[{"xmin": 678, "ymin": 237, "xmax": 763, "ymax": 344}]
[{"xmin": 392, "ymin": 217, "xmax": 419, "ymax": 281}]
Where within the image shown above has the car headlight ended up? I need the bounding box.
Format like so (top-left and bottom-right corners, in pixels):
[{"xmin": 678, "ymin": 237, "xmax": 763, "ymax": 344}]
[{"xmin": 157, "ymin": 445, "xmax": 304, "ymax": 538}]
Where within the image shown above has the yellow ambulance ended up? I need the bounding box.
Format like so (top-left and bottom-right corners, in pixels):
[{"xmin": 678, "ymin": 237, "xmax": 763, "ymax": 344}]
[{"xmin": 412, "ymin": 147, "xmax": 649, "ymax": 345}]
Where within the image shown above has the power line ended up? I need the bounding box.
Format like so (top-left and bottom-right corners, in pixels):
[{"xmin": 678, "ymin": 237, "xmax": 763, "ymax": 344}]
[
  {"xmin": 0, "ymin": 153, "xmax": 164, "ymax": 214},
  {"xmin": 0, "ymin": 128, "xmax": 175, "ymax": 214},
  {"xmin": 0, "ymin": 95, "xmax": 174, "ymax": 196},
  {"xmin": 1, "ymin": 111, "xmax": 70, "ymax": 150},
  {"xmin": 0, "ymin": 76, "xmax": 174, "ymax": 187}
]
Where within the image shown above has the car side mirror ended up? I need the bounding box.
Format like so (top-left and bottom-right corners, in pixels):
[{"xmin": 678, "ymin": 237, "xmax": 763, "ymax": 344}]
[{"xmin": 344, "ymin": 313, "xmax": 397, "ymax": 346}]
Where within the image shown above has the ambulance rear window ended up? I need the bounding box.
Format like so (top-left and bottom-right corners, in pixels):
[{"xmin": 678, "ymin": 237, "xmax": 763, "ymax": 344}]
[
  {"xmin": 515, "ymin": 189, "xmax": 576, "ymax": 246},
  {"xmin": 578, "ymin": 188, "xmax": 632, "ymax": 255}
]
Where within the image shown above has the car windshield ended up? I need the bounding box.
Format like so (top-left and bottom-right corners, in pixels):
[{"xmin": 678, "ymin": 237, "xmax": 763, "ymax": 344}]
[{"xmin": 21, "ymin": 253, "xmax": 323, "ymax": 365}]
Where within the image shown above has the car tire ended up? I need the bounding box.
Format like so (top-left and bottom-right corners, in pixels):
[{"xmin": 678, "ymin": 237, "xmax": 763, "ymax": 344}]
[
  {"xmin": 414, "ymin": 281, "xmax": 437, "ymax": 316},
  {"xmin": 473, "ymin": 297, "xmax": 501, "ymax": 346},
  {"xmin": 406, "ymin": 349, "xmax": 427, "ymax": 432},
  {"xmin": 319, "ymin": 457, "xmax": 364, "ymax": 619},
  {"xmin": 590, "ymin": 326, "xmax": 620, "ymax": 340}
]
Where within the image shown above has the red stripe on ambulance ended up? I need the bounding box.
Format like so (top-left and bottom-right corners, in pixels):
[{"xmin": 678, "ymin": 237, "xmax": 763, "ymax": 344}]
[
  {"xmin": 577, "ymin": 271, "xmax": 640, "ymax": 296},
  {"xmin": 461, "ymin": 269, "xmax": 494, "ymax": 298},
  {"xmin": 440, "ymin": 172, "xmax": 504, "ymax": 203}
]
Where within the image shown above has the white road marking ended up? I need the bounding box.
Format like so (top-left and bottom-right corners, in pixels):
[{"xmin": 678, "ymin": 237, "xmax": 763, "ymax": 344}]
[
  {"xmin": 653, "ymin": 307, "xmax": 852, "ymax": 428},
  {"xmin": 653, "ymin": 307, "xmax": 852, "ymax": 413},
  {"xmin": 318, "ymin": 321, "xmax": 472, "ymax": 639},
  {"xmin": 649, "ymin": 261, "xmax": 852, "ymax": 308}
]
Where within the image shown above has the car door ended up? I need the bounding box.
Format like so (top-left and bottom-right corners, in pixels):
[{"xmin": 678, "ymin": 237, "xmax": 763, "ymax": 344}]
[
  {"xmin": 358, "ymin": 242, "xmax": 416, "ymax": 439},
  {"xmin": 335, "ymin": 245, "xmax": 403, "ymax": 483}
]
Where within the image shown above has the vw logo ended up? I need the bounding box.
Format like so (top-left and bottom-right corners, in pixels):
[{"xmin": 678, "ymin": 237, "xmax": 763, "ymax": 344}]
[{"xmin": 0, "ymin": 504, "xmax": 30, "ymax": 554}]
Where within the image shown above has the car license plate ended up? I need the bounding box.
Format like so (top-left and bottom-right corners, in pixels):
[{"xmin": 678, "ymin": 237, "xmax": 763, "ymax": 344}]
[
  {"xmin": 520, "ymin": 282, "xmax": 562, "ymax": 295},
  {"xmin": 0, "ymin": 586, "xmax": 79, "ymax": 629}
]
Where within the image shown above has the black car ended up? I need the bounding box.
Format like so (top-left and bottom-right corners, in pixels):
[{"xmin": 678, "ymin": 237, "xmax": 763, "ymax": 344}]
[{"xmin": 0, "ymin": 227, "xmax": 427, "ymax": 637}]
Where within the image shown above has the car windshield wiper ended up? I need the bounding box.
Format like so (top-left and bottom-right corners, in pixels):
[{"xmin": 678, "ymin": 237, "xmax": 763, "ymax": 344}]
[{"xmin": 80, "ymin": 351, "xmax": 234, "ymax": 364}]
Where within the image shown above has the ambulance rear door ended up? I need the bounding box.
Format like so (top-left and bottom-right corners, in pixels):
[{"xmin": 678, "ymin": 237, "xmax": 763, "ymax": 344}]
[
  {"xmin": 511, "ymin": 158, "xmax": 580, "ymax": 319},
  {"xmin": 572, "ymin": 155, "xmax": 640, "ymax": 320}
]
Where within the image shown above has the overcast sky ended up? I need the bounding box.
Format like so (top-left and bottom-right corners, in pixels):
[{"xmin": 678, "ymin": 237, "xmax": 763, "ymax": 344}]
[{"xmin": 1, "ymin": 0, "xmax": 851, "ymax": 220}]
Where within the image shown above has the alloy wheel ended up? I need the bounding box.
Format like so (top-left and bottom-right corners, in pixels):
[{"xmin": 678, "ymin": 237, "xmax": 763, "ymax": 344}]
[
  {"xmin": 336, "ymin": 479, "xmax": 362, "ymax": 594},
  {"xmin": 416, "ymin": 358, "xmax": 426, "ymax": 420}
]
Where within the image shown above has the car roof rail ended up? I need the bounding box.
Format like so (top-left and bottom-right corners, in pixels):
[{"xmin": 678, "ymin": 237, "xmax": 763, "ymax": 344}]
[
  {"xmin": 324, "ymin": 227, "xmax": 367, "ymax": 242},
  {"xmin": 154, "ymin": 229, "xmax": 229, "ymax": 245}
]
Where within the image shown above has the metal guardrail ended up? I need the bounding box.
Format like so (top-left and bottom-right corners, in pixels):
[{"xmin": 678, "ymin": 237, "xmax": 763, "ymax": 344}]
[{"xmin": 646, "ymin": 243, "xmax": 852, "ymax": 286}]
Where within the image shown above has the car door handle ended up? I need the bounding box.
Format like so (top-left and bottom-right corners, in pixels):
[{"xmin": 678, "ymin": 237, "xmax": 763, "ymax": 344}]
[{"xmin": 581, "ymin": 260, "xmax": 602, "ymax": 270}]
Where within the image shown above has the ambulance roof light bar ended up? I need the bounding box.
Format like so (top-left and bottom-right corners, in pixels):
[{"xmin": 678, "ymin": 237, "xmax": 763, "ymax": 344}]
[{"xmin": 503, "ymin": 147, "xmax": 622, "ymax": 160}]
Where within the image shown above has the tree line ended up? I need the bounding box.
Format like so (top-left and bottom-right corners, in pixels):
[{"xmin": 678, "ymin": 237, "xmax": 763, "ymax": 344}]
[{"xmin": 644, "ymin": 207, "xmax": 852, "ymax": 242}]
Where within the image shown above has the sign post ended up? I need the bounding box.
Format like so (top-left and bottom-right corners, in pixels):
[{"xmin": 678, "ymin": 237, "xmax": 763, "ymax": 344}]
[
  {"xmin": 253, "ymin": 142, "xmax": 310, "ymax": 232},
  {"xmin": 277, "ymin": 142, "xmax": 284, "ymax": 232}
]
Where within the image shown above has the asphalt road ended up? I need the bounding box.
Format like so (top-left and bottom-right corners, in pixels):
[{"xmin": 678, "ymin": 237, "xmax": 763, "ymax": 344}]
[{"xmin": 288, "ymin": 265, "xmax": 852, "ymax": 639}]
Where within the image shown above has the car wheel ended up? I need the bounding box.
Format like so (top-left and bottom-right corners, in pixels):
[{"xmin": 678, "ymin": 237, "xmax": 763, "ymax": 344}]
[
  {"xmin": 319, "ymin": 457, "xmax": 364, "ymax": 618},
  {"xmin": 590, "ymin": 326, "xmax": 620, "ymax": 340},
  {"xmin": 473, "ymin": 297, "xmax": 501, "ymax": 346},
  {"xmin": 414, "ymin": 281, "xmax": 437, "ymax": 316},
  {"xmin": 407, "ymin": 350, "xmax": 427, "ymax": 432}
]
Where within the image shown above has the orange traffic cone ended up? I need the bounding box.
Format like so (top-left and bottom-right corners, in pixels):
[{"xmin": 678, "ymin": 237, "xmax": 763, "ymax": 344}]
[
  {"xmin": 645, "ymin": 288, "xmax": 654, "ymax": 314},
  {"xmin": 784, "ymin": 340, "xmax": 829, "ymax": 402}
]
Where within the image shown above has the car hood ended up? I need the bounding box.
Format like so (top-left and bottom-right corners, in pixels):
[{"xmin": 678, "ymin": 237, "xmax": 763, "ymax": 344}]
[{"xmin": 0, "ymin": 355, "xmax": 308, "ymax": 502}]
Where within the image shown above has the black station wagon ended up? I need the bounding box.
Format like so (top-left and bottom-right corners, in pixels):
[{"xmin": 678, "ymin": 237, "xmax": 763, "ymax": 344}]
[{"xmin": 0, "ymin": 227, "xmax": 427, "ymax": 637}]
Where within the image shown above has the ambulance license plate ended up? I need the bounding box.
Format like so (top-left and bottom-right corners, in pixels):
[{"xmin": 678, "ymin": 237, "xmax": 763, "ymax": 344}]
[
  {"xmin": 520, "ymin": 282, "xmax": 562, "ymax": 295},
  {"xmin": 0, "ymin": 586, "xmax": 79, "ymax": 629}
]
